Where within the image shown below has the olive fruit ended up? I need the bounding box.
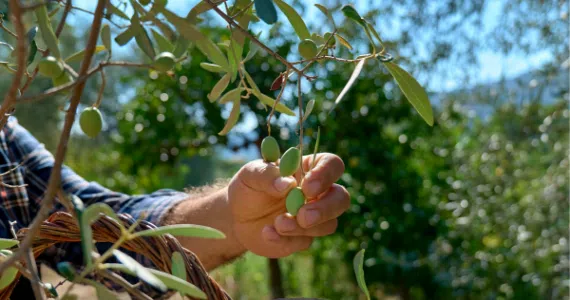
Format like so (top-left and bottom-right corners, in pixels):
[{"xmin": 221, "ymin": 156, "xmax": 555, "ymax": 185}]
[
  {"xmin": 79, "ymin": 107, "xmax": 103, "ymax": 138},
  {"xmin": 261, "ymin": 136, "xmax": 280, "ymax": 162},
  {"xmin": 38, "ymin": 56, "xmax": 64, "ymax": 78},
  {"xmin": 279, "ymin": 147, "xmax": 301, "ymax": 177},
  {"xmin": 56, "ymin": 261, "xmax": 76, "ymax": 281},
  {"xmin": 139, "ymin": 0, "xmax": 151, "ymax": 5},
  {"xmin": 286, "ymin": 187, "xmax": 305, "ymax": 216},
  {"xmin": 153, "ymin": 52, "xmax": 176, "ymax": 72},
  {"xmin": 52, "ymin": 72, "xmax": 72, "ymax": 87},
  {"xmin": 42, "ymin": 283, "xmax": 59, "ymax": 298},
  {"xmin": 324, "ymin": 32, "xmax": 336, "ymax": 47},
  {"xmin": 298, "ymin": 39, "xmax": 318, "ymax": 60}
]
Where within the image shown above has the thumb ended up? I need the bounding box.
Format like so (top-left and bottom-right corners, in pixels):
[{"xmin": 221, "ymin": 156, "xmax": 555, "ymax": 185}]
[{"xmin": 236, "ymin": 159, "xmax": 297, "ymax": 199}]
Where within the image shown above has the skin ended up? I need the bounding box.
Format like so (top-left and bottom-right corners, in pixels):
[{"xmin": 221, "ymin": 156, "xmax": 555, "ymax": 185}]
[{"xmin": 165, "ymin": 153, "xmax": 349, "ymax": 270}]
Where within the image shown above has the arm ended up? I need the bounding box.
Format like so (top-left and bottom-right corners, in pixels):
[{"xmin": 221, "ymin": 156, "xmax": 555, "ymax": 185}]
[{"xmin": 163, "ymin": 153, "xmax": 349, "ymax": 271}]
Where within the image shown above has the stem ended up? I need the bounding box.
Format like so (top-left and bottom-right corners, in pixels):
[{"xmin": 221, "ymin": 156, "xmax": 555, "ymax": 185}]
[
  {"xmin": 297, "ymin": 78, "xmax": 304, "ymax": 177},
  {"xmin": 203, "ymin": 0, "xmax": 314, "ymax": 80},
  {"xmin": 98, "ymin": 269, "xmax": 153, "ymax": 300},
  {"xmin": 94, "ymin": 69, "xmax": 106, "ymax": 107},
  {"xmin": 0, "ymin": 0, "xmax": 107, "ymax": 276},
  {"xmin": 25, "ymin": 247, "xmax": 45, "ymax": 300}
]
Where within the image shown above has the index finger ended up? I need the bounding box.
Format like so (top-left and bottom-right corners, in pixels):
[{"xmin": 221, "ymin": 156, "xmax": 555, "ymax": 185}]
[{"xmin": 298, "ymin": 153, "xmax": 345, "ymax": 198}]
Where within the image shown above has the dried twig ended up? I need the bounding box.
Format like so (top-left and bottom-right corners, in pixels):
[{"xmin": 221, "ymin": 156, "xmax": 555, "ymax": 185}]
[
  {"xmin": 97, "ymin": 269, "xmax": 153, "ymax": 300},
  {"xmin": 0, "ymin": 0, "xmax": 108, "ymax": 276}
]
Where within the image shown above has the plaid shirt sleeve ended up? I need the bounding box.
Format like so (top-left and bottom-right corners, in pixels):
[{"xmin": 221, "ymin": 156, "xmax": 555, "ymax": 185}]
[{"xmin": 0, "ymin": 117, "xmax": 188, "ymax": 295}]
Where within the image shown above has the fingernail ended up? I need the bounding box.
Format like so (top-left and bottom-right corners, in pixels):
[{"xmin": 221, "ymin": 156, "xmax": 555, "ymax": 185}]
[
  {"xmin": 278, "ymin": 216, "xmax": 297, "ymax": 232},
  {"xmin": 274, "ymin": 177, "xmax": 294, "ymax": 192},
  {"xmin": 304, "ymin": 209, "xmax": 320, "ymax": 227},
  {"xmin": 305, "ymin": 179, "xmax": 321, "ymax": 197},
  {"xmin": 262, "ymin": 226, "xmax": 280, "ymax": 242}
]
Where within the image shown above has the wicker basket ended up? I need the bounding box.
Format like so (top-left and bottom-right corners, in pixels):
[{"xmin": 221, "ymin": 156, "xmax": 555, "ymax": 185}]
[{"xmin": 0, "ymin": 211, "xmax": 231, "ymax": 300}]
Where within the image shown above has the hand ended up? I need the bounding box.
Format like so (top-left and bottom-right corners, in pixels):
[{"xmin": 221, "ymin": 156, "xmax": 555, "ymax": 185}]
[{"xmin": 227, "ymin": 153, "xmax": 349, "ymax": 258}]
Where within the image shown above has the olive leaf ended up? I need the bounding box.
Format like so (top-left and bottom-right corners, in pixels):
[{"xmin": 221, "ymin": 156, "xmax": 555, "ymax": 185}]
[
  {"xmin": 254, "ymin": 0, "xmax": 277, "ymax": 24},
  {"xmin": 107, "ymin": 3, "xmax": 129, "ymax": 20},
  {"xmin": 383, "ymin": 62, "xmax": 434, "ymax": 126},
  {"xmin": 80, "ymin": 203, "xmax": 121, "ymax": 267},
  {"xmin": 100, "ymin": 24, "xmax": 111, "ymax": 53},
  {"xmin": 336, "ymin": 34, "xmax": 353, "ymax": 51},
  {"xmin": 171, "ymin": 252, "xmax": 186, "ymax": 280},
  {"xmin": 274, "ymin": 0, "xmax": 310, "ymax": 40},
  {"xmin": 162, "ymin": 10, "xmax": 230, "ymax": 71},
  {"xmin": 310, "ymin": 126, "xmax": 321, "ymax": 170},
  {"xmin": 151, "ymin": 28, "xmax": 174, "ymax": 53},
  {"xmin": 243, "ymin": 41, "xmax": 260, "ymax": 62},
  {"xmin": 187, "ymin": 0, "xmax": 226, "ymax": 24},
  {"xmin": 329, "ymin": 58, "xmax": 366, "ymax": 113},
  {"xmin": 315, "ymin": 4, "xmax": 336, "ymax": 28},
  {"xmin": 218, "ymin": 87, "xmax": 243, "ymax": 105},
  {"xmin": 65, "ymin": 46, "xmax": 106, "ymax": 63},
  {"xmin": 341, "ymin": 5, "xmax": 366, "ymax": 27},
  {"xmin": 131, "ymin": 14, "xmax": 156, "ymax": 59},
  {"xmin": 27, "ymin": 40, "xmax": 37, "ymax": 66},
  {"xmin": 218, "ymin": 98, "xmax": 241, "ymax": 136},
  {"xmin": 35, "ymin": 4, "xmax": 61, "ymax": 58},
  {"xmin": 366, "ymin": 22, "xmax": 383, "ymax": 44},
  {"xmin": 302, "ymin": 99, "xmax": 315, "ymax": 122},
  {"xmin": 131, "ymin": 224, "xmax": 226, "ymax": 239},
  {"xmin": 112, "ymin": 250, "xmax": 167, "ymax": 292},
  {"xmin": 200, "ymin": 62, "xmax": 225, "ymax": 73},
  {"xmin": 353, "ymin": 249, "xmax": 370, "ymax": 300},
  {"xmin": 208, "ymin": 73, "xmax": 231, "ymax": 103},
  {"xmin": 172, "ymin": 37, "xmax": 190, "ymax": 58},
  {"xmin": 114, "ymin": 27, "xmax": 135, "ymax": 46},
  {"xmin": 0, "ymin": 265, "xmax": 18, "ymax": 290},
  {"xmin": 0, "ymin": 239, "xmax": 18, "ymax": 250},
  {"xmin": 255, "ymin": 92, "xmax": 296, "ymax": 116},
  {"xmin": 105, "ymin": 263, "xmax": 206, "ymax": 299}
]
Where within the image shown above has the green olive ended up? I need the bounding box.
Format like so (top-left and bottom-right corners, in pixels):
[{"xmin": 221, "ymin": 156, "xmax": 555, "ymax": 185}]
[
  {"xmin": 79, "ymin": 107, "xmax": 103, "ymax": 138},
  {"xmin": 261, "ymin": 136, "xmax": 280, "ymax": 162},
  {"xmin": 139, "ymin": 0, "xmax": 151, "ymax": 5},
  {"xmin": 56, "ymin": 262, "xmax": 76, "ymax": 281},
  {"xmin": 42, "ymin": 283, "xmax": 59, "ymax": 298},
  {"xmin": 152, "ymin": 52, "xmax": 176, "ymax": 72},
  {"xmin": 298, "ymin": 39, "xmax": 318, "ymax": 60},
  {"xmin": 286, "ymin": 187, "xmax": 305, "ymax": 216},
  {"xmin": 38, "ymin": 56, "xmax": 64, "ymax": 78},
  {"xmin": 52, "ymin": 72, "xmax": 72, "ymax": 87},
  {"xmin": 324, "ymin": 32, "xmax": 336, "ymax": 47},
  {"xmin": 279, "ymin": 147, "xmax": 301, "ymax": 177}
]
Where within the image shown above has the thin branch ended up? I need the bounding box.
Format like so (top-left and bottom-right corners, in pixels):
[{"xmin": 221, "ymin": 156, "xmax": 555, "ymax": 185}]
[
  {"xmin": 25, "ymin": 247, "xmax": 45, "ymax": 300},
  {"xmin": 297, "ymin": 78, "xmax": 305, "ymax": 177},
  {"xmin": 94, "ymin": 68, "xmax": 105, "ymax": 107},
  {"xmin": 203, "ymin": 0, "xmax": 314, "ymax": 80},
  {"xmin": 0, "ymin": 21, "xmax": 17, "ymax": 38},
  {"xmin": 266, "ymin": 69, "xmax": 289, "ymax": 135},
  {"xmin": 0, "ymin": 0, "xmax": 27, "ymax": 130},
  {"xmin": 21, "ymin": 0, "xmax": 61, "ymax": 12},
  {"xmin": 70, "ymin": 4, "xmax": 125, "ymax": 29},
  {"xmin": 0, "ymin": 181, "xmax": 28, "ymax": 188},
  {"xmin": 97, "ymin": 269, "xmax": 153, "ymax": 300},
  {"xmin": 0, "ymin": 0, "xmax": 108, "ymax": 276}
]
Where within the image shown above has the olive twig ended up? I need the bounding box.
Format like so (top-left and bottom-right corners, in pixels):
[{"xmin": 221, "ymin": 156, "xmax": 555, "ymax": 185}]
[
  {"xmin": 297, "ymin": 78, "xmax": 305, "ymax": 177},
  {"xmin": 94, "ymin": 68, "xmax": 105, "ymax": 108},
  {"xmin": 266, "ymin": 68, "xmax": 289, "ymax": 136}
]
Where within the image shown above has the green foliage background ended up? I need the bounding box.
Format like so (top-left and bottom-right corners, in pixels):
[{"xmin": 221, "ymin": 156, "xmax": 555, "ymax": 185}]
[{"xmin": 0, "ymin": 1, "xmax": 567, "ymax": 299}]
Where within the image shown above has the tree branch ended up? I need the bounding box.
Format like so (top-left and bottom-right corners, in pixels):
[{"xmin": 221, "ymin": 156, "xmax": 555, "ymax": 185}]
[{"xmin": 0, "ymin": 0, "xmax": 108, "ymax": 276}]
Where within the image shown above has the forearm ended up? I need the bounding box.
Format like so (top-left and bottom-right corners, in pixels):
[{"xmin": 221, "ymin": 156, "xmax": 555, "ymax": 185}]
[{"xmin": 162, "ymin": 184, "xmax": 246, "ymax": 270}]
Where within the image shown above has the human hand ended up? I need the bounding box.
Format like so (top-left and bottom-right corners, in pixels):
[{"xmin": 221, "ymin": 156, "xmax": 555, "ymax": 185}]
[{"xmin": 228, "ymin": 153, "xmax": 349, "ymax": 258}]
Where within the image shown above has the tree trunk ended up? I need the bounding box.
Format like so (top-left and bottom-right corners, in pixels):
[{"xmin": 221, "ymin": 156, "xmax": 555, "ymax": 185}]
[{"xmin": 268, "ymin": 258, "xmax": 285, "ymax": 299}]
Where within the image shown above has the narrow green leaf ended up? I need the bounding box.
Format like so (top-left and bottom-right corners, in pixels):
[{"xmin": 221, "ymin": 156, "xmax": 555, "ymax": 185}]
[
  {"xmin": 0, "ymin": 265, "xmax": 18, "ymax": 290},
  {"xmin": 330, "ymin": 58, "xmax": 366, "ymax": 113},
  {"xmin": 315, "ymin": 4, "xmax": 336, "ymax": 28},
  {"xmin": 101, "ymin": 24, "xmax": 111, "ymax": 52},
  {"xmin": 27, "ymin": 40, "xmax": 37, "ymax": 66},
  {"xmin": 336, "ymin": 34, "xmax": 353, "ymax": 50},
  {"xmin": 107, "ymin": 3, "xmax": 129, "ymax": 20},
  {"xmin": 208, "ymin": 73, "xmax": 231, "ymax": 103},
  {"xmin": 172, "ymin": 37, "xmax": 191, "ymax": 58},
  {"xmin": 243, "ymin": 42, "xmax": 260, "ymax": 62},
  {"xmin": 384, "ymin": 62, "xmax": 434, "ymax": 126},
  {"xmin": 132, "ymin": 224, "xmax": 226, "ymax": 239},
  {"xmin": 151, "ymin": 29, "xmax": 174, "ymax": 53},
  {"xmin": 65, "ymin": 45, "xmax": 106, "ymax": 63},
  {"xmin": 112, "ymin": 250, "xmax": 167, "ymax": 292},
  {"xmin": 366, "ymin": 21, "xmax": 383, "ymax": 44},
  {"xmin": 254, "ymin": 0, "xmax": 277, "ymax": 24},
  {"xmin": 341, "ymin": 5, "xmax": 366, "ymax": 27},
  {"xmin": 255, "ymin": 92, "xmax": 296, "ymax": 116},
  {"xmin": 84, "ymin": 279, "xmax": 120, "ymax": 300},
  {"xmin": 26, "ymin": 26, "xmax": 38, "ymax": 44},
  {"xmin": 114, "ymin": 27, "xmax": 135, "ymax": 46},
  {"xmin": 274, "ymin": 0, "xmax": 310, "ymax": 40},
  {"xmin": 83, "ymin": 203, "xmax": 121, "ymax": 225},
  {"xmin": 170, "ymin": 252, "xmax": 186, "ymax": 280},
  {"xmin": 219, "ymin": 98, "xmax": 241, "ymax": 136},
  {"xmin": 61, "ymin": 294, "xmax": 79, "ymax": 300},
  {"xmin": 242, "ymin": 69, "xmax": 265, "ymax": 109},
  {"xmin": 311, "ymin": 127, "xmax": 321, "ymax": 170},
  {"xmin": 35, "ymin": 4, "xmax": 60, "ymax": 58},
  {"xmin": 131, "ymin": 15, "xmax": 156, "ymax": 59},
  {"xmin": 48, "ymin": 5, "xmax": 61, "ymax": 18},
  {"xmin": 353, "ymin": 249, "xmax": 370, "ymax": 300},
  {"xmin": 104, "ymin": 263, "xmax": 206, "ymax": 299},
  {"xmin": 302, "ymin": 99, "xmax": 315, "ymax": 122},
  {"xmin": 162, "ymin": 10, "xmax": 229, "ymax": 70},
  {"xmin": 0, "ymin": 239, "xmax": 18, "ymax": 250},
  {"xmin": 187, "ymin": 0, "xmax": 226, "ymax": 23},
  {"xmin": 200, "ymin": 63, "xmax": 225, "ymax": 73}
]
